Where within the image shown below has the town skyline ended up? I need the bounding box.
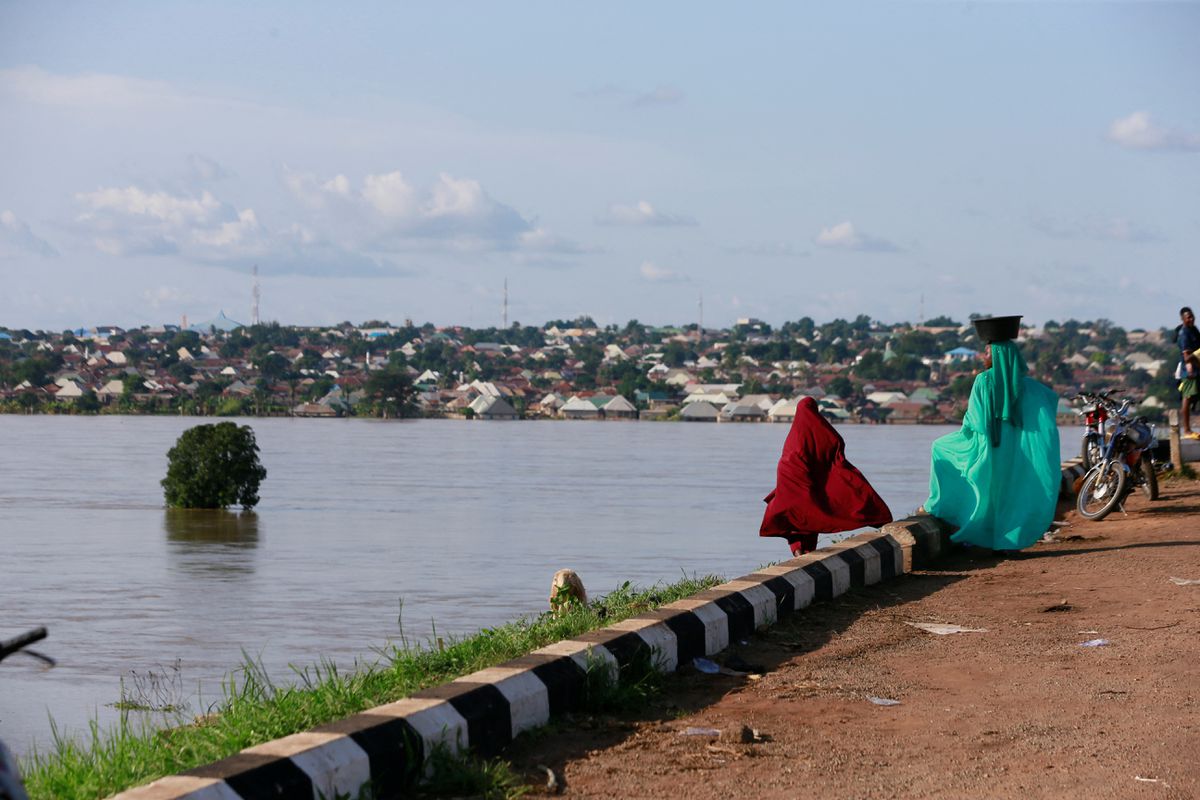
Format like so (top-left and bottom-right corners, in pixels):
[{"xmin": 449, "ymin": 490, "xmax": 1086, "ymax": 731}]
[{"xmin": 2, "ymin": 3, "xmax": 1197, "ymax": 332}]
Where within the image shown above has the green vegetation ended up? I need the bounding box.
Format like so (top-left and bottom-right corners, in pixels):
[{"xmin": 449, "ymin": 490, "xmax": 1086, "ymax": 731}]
[
  {"xmin": 363, "ymin": 363, "xmax": 418, "ymax": 418},
  {"xmin": 21, "ymin": 574, "xmax": 722, "ymax": 800},
  {"xmin": 161, "ymin": 422, "xmax": 267, "ymax": 510},
  {"xmin": 422, "ymin": 745, "xmax": 530, "ymax": 800}
]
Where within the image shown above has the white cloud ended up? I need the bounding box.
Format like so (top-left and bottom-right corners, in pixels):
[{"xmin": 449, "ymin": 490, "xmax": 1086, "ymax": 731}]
[
  {"xmin": 518, "ymin": 227, "xmax": 597, "ymax": 255},
  {"xmin": 426, "ymin": 173, "xmax": 486, "ymax": 217},
  {"xmin": 70, "ymin": 183, "xmax": 399, "ymax": 277},
  {"xmin": 285, "ymin": 168, "xmax": 359, "ymax": 209},
  {"xmin": 192, "ymin": 208, "xmax": 261, "ymax": 247},
  {"xmin": 362, "ymin": 171, "xmax": 418, "ymax": 217},
  {"xmin": 73, "ymin": 186, "xmax": 245, "ymax": 256},
  {"xmin": 814, "ymin": 221, "xmax": 901, "ymax": 253},
  {"xmin": 1108, "ymin": 111, "xmax": 1200, "ymax": 152},
  {"xmin": 0, "ymin": 210, "xmax": 58, "ymax": 258},
  {"xmin": 285, "ymin": 168, "xmax": 580, "ymax": 253},
  {"xmin": 639, "ymin": 260, "xmax": 687, "ymax": 282},
  {"xmin": 77, "ymin": 187, "xmax": 223, "ymax": 227},
  {"xmin": 598, "ymin": 200, "xmax": 696, "ymax": 227},
  {"xmin": 72, "ymin": 164, "xmax": 589, "ymax": 276}
]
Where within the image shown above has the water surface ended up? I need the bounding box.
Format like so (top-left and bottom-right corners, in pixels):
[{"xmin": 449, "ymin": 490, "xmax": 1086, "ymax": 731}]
[{"xmin": 0, "ymin": 416, "xmax": 1079, "ymax": 755}]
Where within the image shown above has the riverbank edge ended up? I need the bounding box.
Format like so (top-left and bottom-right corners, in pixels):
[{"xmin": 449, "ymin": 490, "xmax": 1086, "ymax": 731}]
[{"xmin": 111, "ymin": 459, "xmax": 1087, "ymax": 800}]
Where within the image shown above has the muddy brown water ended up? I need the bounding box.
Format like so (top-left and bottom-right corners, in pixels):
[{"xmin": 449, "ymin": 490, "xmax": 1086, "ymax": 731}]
[{"xmin": 0, "ymin": 416, "xmax": 1079, "ymax": 757}]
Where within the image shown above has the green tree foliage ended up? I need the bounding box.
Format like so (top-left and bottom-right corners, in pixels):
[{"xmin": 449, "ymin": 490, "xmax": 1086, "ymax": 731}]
[
  {"xmin": 826, "ymin": 375, "xmax": 855, "ymax": 399},
  {"xmin": 169, "ymin": 330, "xmax": 201, "ymax": 351},
  {"xmin": 365, "ymin": 365, "xmax": 417, "ymax": 418},
  {"xmin": 161, "ymin": 422, "xmax": 267, "ymax": 509},
  {"xmin": 923, "ymin": 315, "xmax": 960, "ymax": 327}
]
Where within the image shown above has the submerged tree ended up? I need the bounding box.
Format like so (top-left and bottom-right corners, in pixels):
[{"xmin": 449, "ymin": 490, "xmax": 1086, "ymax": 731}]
[{"xmin": 161, "ymin": 422, "xmax": 267, "ymax": 509}]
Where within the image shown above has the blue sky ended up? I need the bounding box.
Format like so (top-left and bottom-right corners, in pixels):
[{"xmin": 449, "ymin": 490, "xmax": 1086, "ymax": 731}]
[{"xmin": 1, "ymin": 1, "xmax": 1197, "ymax": 331}]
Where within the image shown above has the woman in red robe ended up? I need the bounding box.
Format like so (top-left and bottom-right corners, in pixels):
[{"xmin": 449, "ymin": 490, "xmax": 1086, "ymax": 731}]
[{"xmin": 760, "ymin": 397, "xmax": 893, "ymax": 555}]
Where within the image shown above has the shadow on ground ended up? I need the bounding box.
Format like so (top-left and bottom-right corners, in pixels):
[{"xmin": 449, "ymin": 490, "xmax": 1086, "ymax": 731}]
[{"xmin": 501, "ymin": 566, "xmax": 968, "ymax": 792}]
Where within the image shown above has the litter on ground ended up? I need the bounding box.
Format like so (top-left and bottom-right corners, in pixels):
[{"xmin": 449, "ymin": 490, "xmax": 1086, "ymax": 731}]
[
  {"xmin": 867, "ymin": 696, "xmax": 902, "ymax": 706},
  {"xmin": 1079, "ymin": 638, "xmax": 1110, "ymax": 647},
  {"xmin": 680, "ymin": 726, "xmax": 722, "ymax": 737},
  {"xmin": 1168, "ymin": 577, "xmax": 1200, "ymax": 586},
  {"xmin": 906, "ymin": 622, "xmax": 987, "ymax": 635}
]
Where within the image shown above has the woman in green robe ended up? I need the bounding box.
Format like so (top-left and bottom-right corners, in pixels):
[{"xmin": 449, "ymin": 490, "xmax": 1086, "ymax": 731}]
[{"xmin": 926, "ymin": 333, "xmax": 1061, "ymax": 551}]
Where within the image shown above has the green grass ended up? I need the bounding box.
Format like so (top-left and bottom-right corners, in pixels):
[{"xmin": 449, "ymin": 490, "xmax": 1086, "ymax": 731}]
[{"xmin": 21, "ymin": 574, "xmax": 722, "ymax": 800}]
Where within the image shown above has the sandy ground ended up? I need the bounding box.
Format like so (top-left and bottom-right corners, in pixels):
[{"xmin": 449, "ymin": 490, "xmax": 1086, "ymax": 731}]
[{"xmin": 506, "ymin": 480, "xmax": 1200, "ymax": 799}]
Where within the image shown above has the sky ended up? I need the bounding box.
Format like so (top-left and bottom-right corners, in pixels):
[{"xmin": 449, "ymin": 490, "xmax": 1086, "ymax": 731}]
[{"xmin": 1, "ymin": 1, "xmax": 1198, "ymax": 332}]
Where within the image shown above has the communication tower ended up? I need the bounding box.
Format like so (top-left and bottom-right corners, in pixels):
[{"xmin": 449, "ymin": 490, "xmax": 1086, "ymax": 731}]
[
  {"xmin": 503, "ymin": 277, "xmax": 508, "ymax": 328},
  {"xmin": 252, "ymin": 265, "xmax": 261, "ymax": 325}
]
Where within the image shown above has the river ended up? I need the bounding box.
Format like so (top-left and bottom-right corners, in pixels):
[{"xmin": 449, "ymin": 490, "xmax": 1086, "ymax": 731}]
[{"xmin": 0, "ymin": 416, "xmax": 1082, "ymax": 757}]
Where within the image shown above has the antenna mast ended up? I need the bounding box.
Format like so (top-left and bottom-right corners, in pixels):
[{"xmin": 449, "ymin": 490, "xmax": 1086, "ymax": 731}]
[
  {"xmin": 252, "ymin": 265, "xmax": 261, "ymax": 326},
  {"xmin": 503, "ymin": 277, "xmax": 508, "ymax": 328},
  {"xmin": 698, "ymin": 291, "xmax": 703, "ymax": 339}
]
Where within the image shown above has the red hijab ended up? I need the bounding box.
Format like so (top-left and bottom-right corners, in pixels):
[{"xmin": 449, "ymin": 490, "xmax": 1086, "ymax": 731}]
[{"xmin": 760, "ymin": 397, "xmax": 893, "ymax": 553}]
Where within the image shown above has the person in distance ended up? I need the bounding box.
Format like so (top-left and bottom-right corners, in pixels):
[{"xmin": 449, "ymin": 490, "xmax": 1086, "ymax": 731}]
[{"xmin": 1174, "ymin": 306, "xmax": 1200, "ymax": 439}]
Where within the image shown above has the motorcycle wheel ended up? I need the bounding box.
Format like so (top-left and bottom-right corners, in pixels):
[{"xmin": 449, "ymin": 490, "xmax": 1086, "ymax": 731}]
[
  {"xmin": 1081, "ymin": 433, "xmax": 1103, "ymax": 471},
  {"xmin": 1140, "ymin": 457, "xmax": 1159, "ymax": 501},
  {"xmin": 1077, "ymin": 462, "xmax": 1127, "ymax": 521}
]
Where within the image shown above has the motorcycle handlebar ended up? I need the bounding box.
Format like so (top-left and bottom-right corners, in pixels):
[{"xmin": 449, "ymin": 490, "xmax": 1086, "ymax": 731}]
[{"xmin": 0, "ymin": 627, "xmax": 47, "ymax": 664}]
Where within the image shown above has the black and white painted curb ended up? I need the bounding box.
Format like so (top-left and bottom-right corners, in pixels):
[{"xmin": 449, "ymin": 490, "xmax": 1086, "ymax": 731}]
[
  {"xmin": 113, "ymin": 458, "xmax": 1085, "ymax": 800},
  {"xmin": 1061, "ymin": 457, "xmax": 1087, "ymax": 495},
  {"xmin": 110, "ymin": 524, "xmax": 944, "ymax": 800}
]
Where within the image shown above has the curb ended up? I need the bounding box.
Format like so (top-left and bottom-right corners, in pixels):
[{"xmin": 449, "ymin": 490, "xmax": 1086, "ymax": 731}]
[
  {"xmin": 112, "ymin": 456, "xmax": 1084, "ymax": 800},
  {"xmin": 111, "ymin": 525, "xmax": 950, "ymax": 800},
  {"xmin": 1061, "ymin": 457, "xmax": 1087, "ymax": 495}
]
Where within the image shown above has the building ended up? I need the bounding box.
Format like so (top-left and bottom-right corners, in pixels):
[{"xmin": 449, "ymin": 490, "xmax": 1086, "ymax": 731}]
[
  {"xmin": 601, "ymin": 395, "xmax": 638, "ymax": 420},
  {"xmin": 680, "ymin": 401, "xmax": 719, "ymax": 422}
]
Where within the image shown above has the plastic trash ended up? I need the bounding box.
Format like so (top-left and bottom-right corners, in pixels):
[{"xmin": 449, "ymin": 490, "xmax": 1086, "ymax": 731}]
[
  {"xmin": 679, "ymin": 726, "xmax": 722, "ymax": 737},
  {"xmin": 906, "ymin": 622, "xmax": 987, "ymax": 635},
  {"xmin": 867, "ymin": 696, "xmax": 902, "ymax": 706},
  {"xmin": 536, "ymin": 764, "xmax": 563, "ymax": 795},
  {"xmin": 692, "ymin": 656, "xmax": 753, "ymax": 677},
  {"xmin": 1079, "ymin": 638, "xmax": 1110, "ymax": 647},
  {"xmin": 1169, "ymin": 577, "xmax": 1200, "ymax": 586}
]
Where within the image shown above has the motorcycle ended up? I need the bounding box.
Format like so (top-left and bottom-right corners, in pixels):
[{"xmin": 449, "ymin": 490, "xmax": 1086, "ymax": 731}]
[
  {"xmin": 1076, "ymin": 397, "xmax": 1159, "ymax": 521},
  {"xmin": 1075, "ymin": 390, "xmax": 1115, "ymax": 471},
  {"xmin": 0, "ymin": 627, "xmax": 52, "ymax": 800}
]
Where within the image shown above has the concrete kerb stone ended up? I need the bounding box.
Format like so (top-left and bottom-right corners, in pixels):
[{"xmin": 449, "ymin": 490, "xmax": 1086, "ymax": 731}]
[
  {"xmin": 109, "ymin": 461, "xmax": 1079, "ymax": 800},
  {"xmin": 1061, "ymin": 457, "xmax": 1087, "ymax": 495},
  {"xmin": 106, "ymin": 528, "xmax": 925, "ymax": 800}
]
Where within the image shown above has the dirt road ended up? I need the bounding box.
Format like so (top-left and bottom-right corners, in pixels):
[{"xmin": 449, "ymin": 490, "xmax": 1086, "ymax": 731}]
[{"xmin": 507, "ymin": 480, "xmax": 1200, "ymax": 799}]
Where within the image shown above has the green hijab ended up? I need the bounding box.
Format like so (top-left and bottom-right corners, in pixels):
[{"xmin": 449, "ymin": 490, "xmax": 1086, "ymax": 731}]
[{"xmin": 984, "ymin": 340, "xmax": 1026, "ymax": 447}]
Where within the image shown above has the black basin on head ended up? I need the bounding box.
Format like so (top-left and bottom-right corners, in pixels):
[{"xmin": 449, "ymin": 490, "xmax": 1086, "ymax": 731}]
[{"xmin": 973, "ymin": 315, "xmax": 1022, "ymax": 343}]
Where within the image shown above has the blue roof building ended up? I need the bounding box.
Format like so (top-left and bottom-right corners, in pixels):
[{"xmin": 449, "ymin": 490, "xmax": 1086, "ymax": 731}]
[{"xmin": 189, "ymin": 310, "xmax": 245, "ymax": 334}]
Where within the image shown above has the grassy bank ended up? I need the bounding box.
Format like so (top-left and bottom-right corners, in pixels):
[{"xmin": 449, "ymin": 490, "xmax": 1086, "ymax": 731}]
[{"xmin": 22, "ymin": 575, "xmax": 722, "ymax": 800}]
